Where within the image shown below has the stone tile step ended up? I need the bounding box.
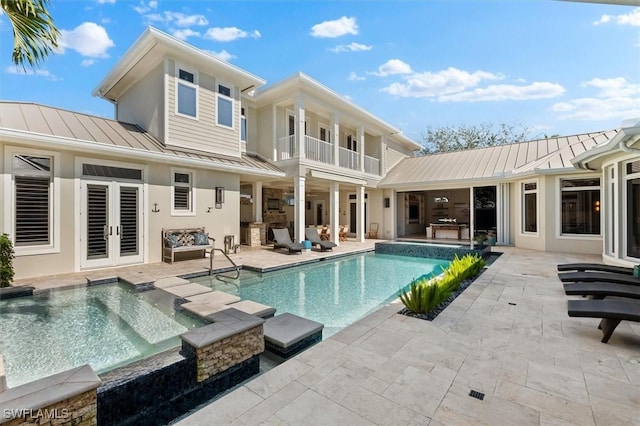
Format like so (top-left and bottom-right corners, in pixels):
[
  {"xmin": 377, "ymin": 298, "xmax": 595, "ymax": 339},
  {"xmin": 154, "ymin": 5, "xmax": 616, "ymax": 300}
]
[
  {"xmin": 183, "ymin": 300, "xmax": 276, "ymax": 319},
  {"xmin": 163, "ymin": 283, "xmax": 212, "ymax": 298},
  {"xmin": 264, "ymin": 313, "xmax": 323, "ymax": 358},
  {"xmin": 154, "ymin": 276, "xmax": 190, "ymax": 289},
  {"xmin": 186, "ymin": 290, "xmax": 241, "ymax": 305}
]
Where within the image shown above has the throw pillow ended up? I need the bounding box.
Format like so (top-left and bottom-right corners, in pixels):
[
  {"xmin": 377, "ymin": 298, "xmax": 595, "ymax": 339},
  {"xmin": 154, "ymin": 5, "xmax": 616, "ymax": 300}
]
[
  {"xmin": 165, "ymin": 234, "xmax": 179, "ymax": 248},
  {"xmin": 194, "ymin": 232, "xmax": 209, "ymax": 245}
]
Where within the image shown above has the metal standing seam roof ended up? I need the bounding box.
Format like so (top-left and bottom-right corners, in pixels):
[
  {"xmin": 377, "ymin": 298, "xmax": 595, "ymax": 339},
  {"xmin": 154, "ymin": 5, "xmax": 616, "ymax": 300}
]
[
  {"xmin": 379, "ymin": 130, "xmax": 619, "ymax": 187},
  {"xmin": 0, "ymin": 101, "xmax": 284, "ymax": 175}
]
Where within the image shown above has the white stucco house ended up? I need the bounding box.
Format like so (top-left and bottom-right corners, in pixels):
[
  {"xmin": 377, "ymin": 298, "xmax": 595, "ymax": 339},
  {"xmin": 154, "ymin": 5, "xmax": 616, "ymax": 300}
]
[{"xmin": 1, "ymin": 26, "xmax": 638, "ymax": 279}]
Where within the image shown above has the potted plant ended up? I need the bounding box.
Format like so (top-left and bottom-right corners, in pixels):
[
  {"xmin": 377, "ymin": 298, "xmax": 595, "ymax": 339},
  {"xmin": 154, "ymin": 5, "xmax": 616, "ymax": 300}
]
[
  {"xmin": 487, "ymin": 230, "xmax": 497, "ymax": 247},
  {"xmin": 474, "ymin": 232, "xmax": 487, "ymax": 249}
]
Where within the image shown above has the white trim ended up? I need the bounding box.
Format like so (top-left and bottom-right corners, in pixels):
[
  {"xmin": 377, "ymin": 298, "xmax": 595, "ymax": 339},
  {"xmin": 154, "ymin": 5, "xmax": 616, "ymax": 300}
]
[
  {"xmin": 171, "ymin": 168, "xmax": 196, "ymax": 216},
  {"xmin": 623, "ymin": 157, "xmax": 640, "ymax": 262},
  {"xmin": 4, "ymin": 146, "xmax": 60, "ymax": 256},
  {"xmin": 555, "ymin": 174, "xmax": 602, "ymax": 239},
  {"xmin": 174, "ymin": 63, "xmax": 199, "ymax": 120},
  {"xmin": 215, "ymin": 80, "xmax": 235, "ymax": 130},
  {"xmin": 520, "ymin": 179, "xmax": 539, "ymax": 237}
]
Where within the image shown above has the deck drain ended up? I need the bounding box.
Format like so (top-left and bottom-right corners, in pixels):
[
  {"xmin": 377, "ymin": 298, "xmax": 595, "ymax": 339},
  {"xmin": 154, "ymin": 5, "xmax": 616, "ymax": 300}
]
[
  {"xmin": 469, "ymin": 390, "xmax": 485, "ymax": 400},
  {"xmin": 508, "ymin": 302, "xmax": 517, "ymax": 306}
]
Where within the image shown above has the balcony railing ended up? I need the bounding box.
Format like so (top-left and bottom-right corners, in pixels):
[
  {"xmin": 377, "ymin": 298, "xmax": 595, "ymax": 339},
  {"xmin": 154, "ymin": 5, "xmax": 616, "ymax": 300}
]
[
  {"xmin": 275, "ymin": 134, "xmax": 380, "ymax": 175},
  {"xmin": 277, "ymin": 135, "xmax": 295, "ymax": 160},
  {"xmin": 339, "ymin": 147, "xmax": 360, "ymax": 170},
  {"xmin": 364, "ymin": 155, "xmax": 380, "ymax": 175},
  {"xmin": 305, "ymin": 136, "xmax": 333, "ymax": 164}
]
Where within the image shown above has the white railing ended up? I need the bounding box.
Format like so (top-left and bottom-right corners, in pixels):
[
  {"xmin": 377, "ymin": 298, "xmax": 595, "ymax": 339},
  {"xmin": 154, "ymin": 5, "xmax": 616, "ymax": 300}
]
[
  {"xmin": 305, "ymin": 136, "xmax": 333, "ymax": 164},
  {"xmin": 339, "ymin": 147, "xmax": 360, "ymax": 170},
  {"xmin": 364, "ymin": 155, "xmax": 380, "ymax": 175},
  {"xmin": 277, "ymin": 135, "xmax": 295, "ymax": 160}
]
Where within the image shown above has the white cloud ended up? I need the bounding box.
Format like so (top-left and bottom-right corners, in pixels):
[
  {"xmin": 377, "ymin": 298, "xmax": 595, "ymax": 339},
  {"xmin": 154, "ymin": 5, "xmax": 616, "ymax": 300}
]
[
  {"xmin": 348, "ymin": 72, "xmax": 365, "ymax": 81},
  {"xmin": 173, "ymin": 29, "xmax": 200, "ymax": 41},
  {"xmin": 381, "ymin": 67, "xmax": 503, "ymax": 98},
  {"xmin": 552, "ymin": 76, "xmax": 640, "ymax": 120},
  {"xmin": 97, "ymin": 0, "xmax": 115, "ymax": 4},
  {"xmin": 59, "ymin": 22, "xmax": 114, "ymax": 58},
  {"xmin": 371, "ymin": 59, "xmax": 412, "ymax": 77},
  {"xmin": 594, "ymin": 7, "xmax": 640, "ymax": 26},
  {"xmin": 133, "ymin": 0, "xmax": 157, "ymax": 14},
  {"xmin": 5, "ymin": 66, "xmax": 60, "ymax": 81},
  {"xmin": 164, "ymin": 12, "xmax": 208, "ymax": 27},
  {"xmin": 331, "ymin": 42, "xmax": 372, "ymax": 53},
  {"xmin": 81, "ymin": 59, "xmax": 96, "ymax": 67},
  {"xmin": 311, "ymin": 16, "xmax": 358, "ymax": 38},
  {"xmin": 204, "ymin": 27, "xmax": 260, "ymax": 42},
  {"xmin": 206, "ymin": 49, "xmax": 236, "ymax": 62},
  {"xmin": 440, "ymin": 82, "xmax": 565, "ymax": 102}
]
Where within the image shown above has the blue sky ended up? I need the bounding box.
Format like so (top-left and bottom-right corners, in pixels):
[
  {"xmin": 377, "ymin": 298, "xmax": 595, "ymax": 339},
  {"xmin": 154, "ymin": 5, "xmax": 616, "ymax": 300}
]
[{"xmin": 1, "ymin": 0, "xmax": 639, "ymax": 143}]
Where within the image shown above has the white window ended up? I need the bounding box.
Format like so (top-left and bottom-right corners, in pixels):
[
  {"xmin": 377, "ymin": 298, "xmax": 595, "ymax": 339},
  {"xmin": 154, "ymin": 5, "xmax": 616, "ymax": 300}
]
[
  {"xmin": 217, "ymin": 84, "xmax": 234, "ymax": 128},
  {"xmin": 172, "ymin": 170, "xmax": 195, "ymax": 215},
  {"xmin": 346, "ymin": 134, "xmax": 357, "ymax": 151},
  {"xmin": 241, "ymin": 107, "xmax": 247, "ymax": 142},
  {"xmin": 4, "ymin": 147, "xmax": 60, "ymax": 255},
  {"xmin": 176, "ymin": 66, "xmax": 198, "ymax": 118},
  {"xmin": 319, "ymin": 125, "xmax": 331, "ymax": 143},
  {"xmin": 560, "ymin": 177, "xmax": 600, "ymax": 235},
  {"xmin": 522, "ymin": 181, "xmax": 537, "ymax": 233}
]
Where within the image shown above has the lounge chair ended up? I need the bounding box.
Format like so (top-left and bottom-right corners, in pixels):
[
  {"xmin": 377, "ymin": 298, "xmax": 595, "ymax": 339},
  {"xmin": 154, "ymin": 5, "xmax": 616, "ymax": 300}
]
[
  {"xmin": 305, "ymin": 227, "xmax": 337, "ymax": 252},
  {"xmin": 557, "ymin": 263, "xmax": 633, "ymax": 275},
  {"xmin": 567, "ymin": 299, "xmax": 640, "ymax": 343},
  {"xmin": 272, "ymin": 228, "xmax": 304, "ymax": 254},
  {"xmin": 367, "ymin": 223, "xmax": 379, "ymax": 239},
  {"xmin": 558, "ymin": 271, "xmax": 640, "ymax": 286},
  {"xmin": 563, "ymin": 282, "xmax": 640, "ymax": 300}
]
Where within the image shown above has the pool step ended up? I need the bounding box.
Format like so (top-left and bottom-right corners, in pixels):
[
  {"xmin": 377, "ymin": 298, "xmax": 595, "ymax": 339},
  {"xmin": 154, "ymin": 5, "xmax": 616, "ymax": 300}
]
[
  {"xmin": 182, "ymin": 300, "xmax": 276, "ymax": 319},
  {"xmin": 263, "ymin": 313, "xmax": 323, "ymax": 358}
]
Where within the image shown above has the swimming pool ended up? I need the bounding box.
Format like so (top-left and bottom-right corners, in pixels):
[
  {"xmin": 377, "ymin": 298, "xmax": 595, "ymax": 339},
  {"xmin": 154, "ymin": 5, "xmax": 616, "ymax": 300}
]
[
  {"xmin": 0, "ymin": 283, "xmax": 205, "ymax": 388},
  {"xmin": 192, "ymin": 252, "xmax": 450, "ymax": 336}
]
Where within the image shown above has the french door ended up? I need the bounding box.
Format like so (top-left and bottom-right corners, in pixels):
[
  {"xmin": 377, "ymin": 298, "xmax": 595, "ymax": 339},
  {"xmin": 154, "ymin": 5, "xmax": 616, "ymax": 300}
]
[{"xmin": 81, "ymin": 180, "xmax": 143, "ymax": 269}]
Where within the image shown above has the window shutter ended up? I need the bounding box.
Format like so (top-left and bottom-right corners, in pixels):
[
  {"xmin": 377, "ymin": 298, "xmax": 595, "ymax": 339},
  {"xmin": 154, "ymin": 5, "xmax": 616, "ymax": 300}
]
[
  {"xmin": 174, "ymin": 186, "xmax": 190, "ymax": 210},
  {"xmin": 15, "ymin": 176, "xmax": 50, "ymax": 246}
]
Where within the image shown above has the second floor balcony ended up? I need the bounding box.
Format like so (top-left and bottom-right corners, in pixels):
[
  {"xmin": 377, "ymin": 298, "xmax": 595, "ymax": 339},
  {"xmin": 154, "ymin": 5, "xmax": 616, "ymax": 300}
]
[{"xmin": 277, "ymin": 134, "xmax": 381, "ymax": 175}]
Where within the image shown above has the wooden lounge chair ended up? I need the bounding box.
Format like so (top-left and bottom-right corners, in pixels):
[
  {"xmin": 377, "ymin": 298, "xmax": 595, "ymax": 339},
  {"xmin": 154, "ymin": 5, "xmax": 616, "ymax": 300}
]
[
  {"xmin": 272, "ymin": 228, "xmax": 304, "ymax": 254},
  {"xmin": 367, "ymin": 223, "xmax": 379, "ymax": 239},
  {"xmin": 563, "ymin": 282, "xmax": 640, "ymax": 300},
  {"xmin": 557, "ymin": 263, "xmax": 633, "ymax": 275},
  {"xmin": 567, "ymin": 299, "xmax": 640, "ymax": 343},
  {"xmin": 305, "ymin": 227, "xmax": 337, "ymax": 252},
  {"xmin": 339, "ymin": 225, "xmax": 349, "ymax": 242},
  {"xmin": 558, "ymin": 271, "xmax": 640, "ymax": 286}
]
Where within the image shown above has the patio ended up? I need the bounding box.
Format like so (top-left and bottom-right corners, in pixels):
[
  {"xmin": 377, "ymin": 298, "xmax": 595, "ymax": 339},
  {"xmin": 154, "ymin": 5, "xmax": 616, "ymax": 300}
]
[{"xmin": 174, "ymin": 247, "xmax": 640, "ymax": 425}]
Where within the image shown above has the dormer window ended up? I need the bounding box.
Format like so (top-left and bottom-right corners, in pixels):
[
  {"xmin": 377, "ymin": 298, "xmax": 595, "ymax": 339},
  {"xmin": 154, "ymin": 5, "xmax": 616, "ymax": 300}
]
[
  {"xmin": 176, "ymin": 65, "xmax": 197, "ymax": 119},
  {"xmin": 217, "ymin": 83, "xmax": 233, "ymax": 128}
]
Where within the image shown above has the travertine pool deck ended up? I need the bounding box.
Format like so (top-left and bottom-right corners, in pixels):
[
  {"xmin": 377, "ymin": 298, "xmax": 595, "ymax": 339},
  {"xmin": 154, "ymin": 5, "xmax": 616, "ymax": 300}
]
[{"xmin": 176, "ymin": 247, "xmax": 640, "ymax": 425}]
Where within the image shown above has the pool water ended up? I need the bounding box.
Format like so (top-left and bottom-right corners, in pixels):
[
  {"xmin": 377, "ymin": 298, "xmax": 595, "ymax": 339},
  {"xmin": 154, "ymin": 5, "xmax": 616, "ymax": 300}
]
[
  {"xmin": 0, "ymin": 283, "xmax": 204, "ymax": 388},
  {"xmin": 192, "ymin": 252, "xmax": 450, "ymax": 336}
]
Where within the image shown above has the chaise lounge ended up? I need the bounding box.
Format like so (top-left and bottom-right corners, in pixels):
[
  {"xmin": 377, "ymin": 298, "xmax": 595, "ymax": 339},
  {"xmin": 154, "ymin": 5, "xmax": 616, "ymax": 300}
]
[
  {"xmin": 557, "ymin": 263, "xmax": 633, "ymax": 275},
  {"xmin": 558, "ymin": 271, "xmax": 640, "ymax": 286},
  {"xmin": 567, "ymin": 299, "xmax": 640, "ymax": 343},
  {"xmin": 272, "ymin": 228, "xmax": 305, "ymax": 254},
  {"xmin": 305, "ymin": 227, "xmax": 337, "ymax": 252},
  {"xmin": 563, "ymin": 282, "xmax": 640, "ymax": 300}
]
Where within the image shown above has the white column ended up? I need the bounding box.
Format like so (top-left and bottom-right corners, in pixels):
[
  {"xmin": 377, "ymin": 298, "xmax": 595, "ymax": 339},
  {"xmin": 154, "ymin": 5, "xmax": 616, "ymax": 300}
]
[
  {"xmin": 356, "ymin": 185, "xmax": 365, "ymax": 242},
  {"xmin": 380, "ymin": 135, "xmax": 387, "ymax": 176},
  {"xmin": 498, "ymin": 183, "xmax": 510, "ymax": 245},
  {"xmin": 253, "ymin": 181, "xmax": 263, "ymax": 223},
  {"xmin": 295, "ymin": 97, "xmax": 305, "ymax": 159},
  {"xmin": 469, "ymin": 187, "xmax": 475, "ymax": 241},
  {"xmin": 329, "ymin": 182, "xmax": 340, "ymax": 245},
  {"xmin": 384, "ymin": 188, "xmax": 397, "ymax": 240},
  {"xmin": 332, "ymin": 114, "xmax": 340, "ymax": 167},
  {"xmin": 271, "ymin": 104, "xmax": 278, "ymax": 161},
  {"xmin": 357, "ymin": 126, "xmax": 365, "ymax": 172},
  {"xmin": 294, "ymin": 175, "xmax": 306, "ymax": 242}
]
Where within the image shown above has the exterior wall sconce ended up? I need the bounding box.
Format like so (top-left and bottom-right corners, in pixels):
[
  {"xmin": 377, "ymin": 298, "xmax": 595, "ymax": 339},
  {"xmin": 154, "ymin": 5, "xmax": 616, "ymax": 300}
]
[
  {"xmin": 384, "ymin": 197, "xmax": 390, "ymax": 208},
  {"xmin": 215, "ymin": 187, "xmax": 224, "ymax": 209}
]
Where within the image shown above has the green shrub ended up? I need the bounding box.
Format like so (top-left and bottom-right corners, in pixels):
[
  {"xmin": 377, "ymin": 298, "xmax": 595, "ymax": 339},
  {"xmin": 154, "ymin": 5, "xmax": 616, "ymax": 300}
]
[
  {"xmin": 399, "ymin": 253, "xmax": 486, "ymax": 315},
  {"xmin": 399, "ymin": 277, "xmax": 451, "ymax": 314},
  {"xmin": 0, "ymin": 233, "xmax": 15, "ymax": 287}
]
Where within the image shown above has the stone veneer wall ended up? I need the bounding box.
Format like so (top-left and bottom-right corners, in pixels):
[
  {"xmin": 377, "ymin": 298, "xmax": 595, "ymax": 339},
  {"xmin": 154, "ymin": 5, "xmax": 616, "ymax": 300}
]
[
  {"xmin": 188, "ymin": 325, "xmax": 264, "ymax": 382},
  {"xmin": 3, "ymin": 390, "xmax": 97, "ymax": 426}
]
